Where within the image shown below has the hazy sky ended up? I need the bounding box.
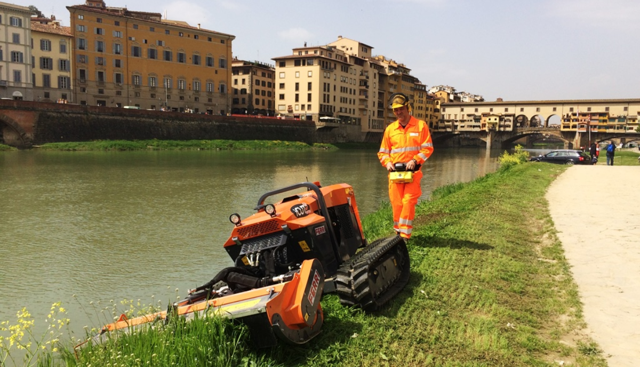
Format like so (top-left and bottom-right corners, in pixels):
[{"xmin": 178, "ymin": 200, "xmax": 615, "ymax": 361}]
[{"xmin": 26, "ymin": 0, "xmax": 640, "ymax": 102}]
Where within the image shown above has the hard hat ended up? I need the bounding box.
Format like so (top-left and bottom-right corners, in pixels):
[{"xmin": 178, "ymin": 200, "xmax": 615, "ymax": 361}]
[{"xmin": 390, "ymin": 93, "xmax": 409, "ymax": 109}]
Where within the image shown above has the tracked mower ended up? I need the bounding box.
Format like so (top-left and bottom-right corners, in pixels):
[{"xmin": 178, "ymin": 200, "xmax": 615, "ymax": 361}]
[{"xmin": 77, "ymin": 182, "xmax": 410, "ymax": 349}]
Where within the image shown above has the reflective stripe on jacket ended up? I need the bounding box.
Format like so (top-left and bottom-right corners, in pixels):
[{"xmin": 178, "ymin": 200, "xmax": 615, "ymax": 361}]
[{"xmin": 378, "ymin": 116, "xmax": 434, "ymax": 168}]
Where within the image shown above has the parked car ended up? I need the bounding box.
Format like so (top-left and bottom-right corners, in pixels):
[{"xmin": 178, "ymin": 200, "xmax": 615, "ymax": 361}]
[{"xmin": 529, "ymin": 150, "xmax": 592, "ymax": 165}]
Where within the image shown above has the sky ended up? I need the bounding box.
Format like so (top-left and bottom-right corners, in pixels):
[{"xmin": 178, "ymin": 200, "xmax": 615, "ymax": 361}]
[{"xmin": 25, "ymin": 0, "xmax": 640, "ymax": 102}]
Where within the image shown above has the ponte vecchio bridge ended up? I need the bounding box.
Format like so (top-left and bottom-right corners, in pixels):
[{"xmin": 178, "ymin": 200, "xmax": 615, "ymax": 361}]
[{"xmin": 434, "ymin": 98, "xmax": 640, "ymax": 149}]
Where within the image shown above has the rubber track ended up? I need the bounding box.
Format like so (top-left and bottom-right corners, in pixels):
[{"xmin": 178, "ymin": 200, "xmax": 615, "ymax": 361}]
[{"xmin": 335, "ymin": 235, "xmax": 410, "ymax": 311}]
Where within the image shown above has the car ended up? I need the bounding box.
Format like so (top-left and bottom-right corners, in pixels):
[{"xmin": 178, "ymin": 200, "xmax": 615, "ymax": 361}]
[{"xmin": 529, "ymin": 149, "xmax": 592, "ymax": 165}]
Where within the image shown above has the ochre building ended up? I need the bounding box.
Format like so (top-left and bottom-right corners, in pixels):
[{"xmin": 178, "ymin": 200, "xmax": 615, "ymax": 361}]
[
  {"xmin": 31, "ymin": 16, "xmax": 74, "ymax": 103},
  {"xmin": 67, "ymin": 0, "xmax": 235, "ymax": 113}
]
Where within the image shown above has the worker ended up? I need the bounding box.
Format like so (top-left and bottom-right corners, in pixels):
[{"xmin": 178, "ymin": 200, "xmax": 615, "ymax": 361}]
[{"xmin": 378, "ymin": 93, "xmax": 434, "ymax": 241}]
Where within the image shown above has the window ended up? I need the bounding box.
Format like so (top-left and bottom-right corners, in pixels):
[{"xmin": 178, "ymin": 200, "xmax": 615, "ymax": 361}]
[
  {"xmin": 295, "ymin": 82, "xmax": 299, "ymax": 91},
  {"xmin": 10, "ymin": 17, "xmax": 22, "ymax": 27},
  {"xmin": 133, "ymin": 24, "xmax": 138, "ymax": 29},
  {"xmin": 279, "ymin": 61, "xmax": 285, "ymax": 67},
  {"xmin": 78, "ymin": 15, "xmax": 84, "ymax": 20},
  {"xmin": 149, "ymin": 76, "xmax": 157, "ymax": 87},
  {"xmin": 163, "ymin": 50, "xmax": 172, "ymax": 61},
  {"xmin": 157, "ymin": 40, "xmax": 164, "ymax": 46},
  {"xmin": 59, "ymin": 59, "xmax": 70, "ymax": 71},
  {"xmin": 206, "ymin": 56, "xmax": 214, "ymax": 67},
  {"xmin": 308, "ymin": 82, "xmax": 312, "ymax": 90},
  {"xmin": 40, "ymin": 39, "xmax": 52, "ymax": 51},
  {"xmin": 279, "ymin": 83, "xmax": 284, "ymax": 89},
  {"xmin": 113, "ymin": 30, "xmax": 122, "ymax": 38},
  {"xmin": 78, "ymin": 38, "xmax": 86, "ymax": 50},
  {"xmin": 95, "ymin": 57, "xmax": 105, "ymax": 65},
  {"xmin": 96, "ymin": 18, "xmax": 102, "ymax": 23},
  {"xmin": 95, "ymin": 27, "xmax": 104, "ymax": 35},
  {"xmin": 194, "ymin": 35, "xmax": 199, "ymax": 39},
  {"xmin": 132, "ymin": 75, "xmax": 142, "ymax": 86},
  {"xmin": 179, "ymin": 32, "xmax": 184, "ymax": 37},
  {"xmin": 256, "ymin": 79, "xmax": 260, "ymax": 86},
  {"xmin": 206, "ymin": 82, "xmax": 214, "ymax": 92},
  {"xmin": 76, "ymin": 25, "xmax": 86, "ymax": 32},
  {"xmin": 59, "ymin": 43, "xmax": 67, "ymax": 53},
  {"xmin": 79, "ymin": 69, "xmax": 87, "ymax": 80},
  {"xmin": 149, "ymin": 27, "xmax": 154, "ymax": 32},
  {"xmin": 114, "ymin": 59, "xmax": 122, "ymax": 68},
  {"xmin": 219, "ymin": 58, "xmax": 227, "ymax": 68},
  {"xmin": 177, "ymin": 52, "xmax": 186, "ymax": 63},
  {"xmin": 192, "ymin": 54, "xmax": 201, "ymax": 65},
  {"xmin": 193, "ymin": 80, "xmax": 201, "ymax": 91},
  {"xmin": 178, "ymin": 79, "xmax": 186, "ymax": 90},
  {"xmin": 113, "ymin": 43, "xmax": 122, "ymax": 54},
  {"xmin": 58, "ymin": 76, "xmax": 70, "ymax": 89},
  {"xmin": 114, "ymin": 72, "xmax": 123, "ymax": 84},
  {"xmin": 42, "ymin": 74, "xmax": 51, "ymax": 88},
  {"xmin": 96, "ymin": 40, "xmax": 104, "ymax": 52},
  {"xmin": 219, "ymin": 84, "xmax": 226, "ymax": 93},
  {"xmin": 148, "ymin": 48, "xmax": 157, "ymax": 59},
  {"xmin": 164, "ymin": 77, "xmax": 173, "ymax": 89},
  {"xmin": 165, "ymin": 29, "xmax": 170, "ymax": 35},
  {"xmin": 240, "ymin": 88, "xmax": 247, "ymax": 94},
  {"xmin": 115, "ymin": 20, "xmax": 120, "ymax": 26},
  {"xmin": 279, "ymin": 94, "xmax": 285, "ymax": 100},
  {"xmin": 40, "ymin": 57, "xmax": 53, "ymax": 70},
  {"xmin": 13, "ymin": 70, "xmax": 21, "ymax": 82},
  {"xmin": 295, "ymin": 71, "xmax": 300, "ymax": 78},
  {"xmin": 12, "ymin": 33, "xmax": 19, "ymax": 44},
  {"xmin": 131, "ymin": 46, "xmax": 141, "ymax": 57},
  {"xmin": 279, "ymin": 72, "xmax": 285, "ymax": 79},
  {"xmin": 308, "ymin": 71, "xmax": 313, "ymax": 77},
  {"xmin": 97, "ymin": 71, "xmax": 105, "ymax": 82}
]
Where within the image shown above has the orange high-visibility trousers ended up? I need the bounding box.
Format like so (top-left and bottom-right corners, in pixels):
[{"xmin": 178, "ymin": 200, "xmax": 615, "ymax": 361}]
[{"xmin": 389, "ymin": 170, "xmax": 422, "ymax": 239}]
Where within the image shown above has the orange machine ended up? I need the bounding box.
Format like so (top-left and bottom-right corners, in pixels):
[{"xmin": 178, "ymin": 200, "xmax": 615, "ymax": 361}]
[{"xmin": 78, "ymin": 182, "xmax": 410, "ymax": 349}]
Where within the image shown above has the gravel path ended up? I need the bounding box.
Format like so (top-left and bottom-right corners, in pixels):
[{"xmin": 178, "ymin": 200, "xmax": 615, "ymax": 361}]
[{"xmin": 546, "ymin": 165, "xmax": 640, "ymax": 367}]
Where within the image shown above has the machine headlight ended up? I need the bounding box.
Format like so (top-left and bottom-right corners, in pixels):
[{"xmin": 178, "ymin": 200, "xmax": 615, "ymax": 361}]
[
  {"xmin": 229, "ymin": 213, "xmax": 241, "ymax": 226},
  {"xmin": 265, "ymin": 204, "xmax": 276, "ymax": 217}
]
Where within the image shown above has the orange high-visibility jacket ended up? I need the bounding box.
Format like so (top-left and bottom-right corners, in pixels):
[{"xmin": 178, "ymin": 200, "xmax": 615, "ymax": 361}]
[{"xmin": 378, "ymin": 116, "xmax": 434, "ymax": 168}]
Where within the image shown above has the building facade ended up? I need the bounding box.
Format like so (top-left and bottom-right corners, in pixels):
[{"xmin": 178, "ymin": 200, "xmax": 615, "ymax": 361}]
[
  {"xmin": 0, "ymin": 1, "xmax": 33, "ymax": 100},
  {"xmin": 67, "ymin": 0, "xmax": 235, "ymax": 113},
  {"xmin": 231, "ymin": 58, "xmax": 275, "ymax": 116},
  {"xmin": 31, "ymin": 16, "xmax": 74, "ymax": 103}
]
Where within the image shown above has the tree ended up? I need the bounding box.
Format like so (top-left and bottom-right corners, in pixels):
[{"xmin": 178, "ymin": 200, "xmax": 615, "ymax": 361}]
[{"xmin": 29, "ymin": 5, "xmax": 44, "ymax": 18}]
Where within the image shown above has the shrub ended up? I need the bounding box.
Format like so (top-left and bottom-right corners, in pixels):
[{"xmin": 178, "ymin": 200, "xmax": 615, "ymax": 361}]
[{"xmin": 498, "ymin": 145, "xmax": 529, "ymax": 170}]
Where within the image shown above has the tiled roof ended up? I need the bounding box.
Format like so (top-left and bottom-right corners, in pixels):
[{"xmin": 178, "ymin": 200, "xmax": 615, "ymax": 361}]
[{"xmin": 31, "ymin": 22, "xmax": 72, "ymax": 37}]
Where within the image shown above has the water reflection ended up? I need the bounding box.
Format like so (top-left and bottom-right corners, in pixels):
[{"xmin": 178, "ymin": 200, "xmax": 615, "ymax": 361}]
[{"xmin": 0, "ymin": 148, "xmax": 500, "ymax": 338}]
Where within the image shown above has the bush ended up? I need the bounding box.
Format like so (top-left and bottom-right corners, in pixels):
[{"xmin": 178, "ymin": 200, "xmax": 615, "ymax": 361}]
[{"xmin": 498, "ymin": 145, "xmax": 529, "ymax": 170}]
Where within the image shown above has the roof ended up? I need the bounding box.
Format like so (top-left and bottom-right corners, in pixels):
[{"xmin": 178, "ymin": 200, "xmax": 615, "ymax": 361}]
[
  {"xmin": 66, "ymin": 4, "xmax": 235, "ymax": 39},
  {"xmin": 31, "ymin": 22, "xmax": 72, "ymax": 37},
  {"xmin": 0, "ymin": 1, "xmax": 31, "ymax": 12}
]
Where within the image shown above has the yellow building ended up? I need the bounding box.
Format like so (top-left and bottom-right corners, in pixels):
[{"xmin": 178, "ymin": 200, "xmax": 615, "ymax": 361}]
[
  {"xmin": 67, "ymin": 0, "xmax": 235, "ymax": 113},
  {"xmin": 0, "ymin": 1, "xmax": 33, "ymax": 100},
  {"xmin": 231, "ymin": 58, "xmax": 275, "ymax": 116},
  {"xmin": 31, "ymin": 16, "xmax": 74, "ymax": 103}
]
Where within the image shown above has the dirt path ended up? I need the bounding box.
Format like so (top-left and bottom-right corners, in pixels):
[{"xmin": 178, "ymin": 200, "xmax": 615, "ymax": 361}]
[{"xmin": 546, "ymin": 166, "xmax": 640, "ymax": 367}]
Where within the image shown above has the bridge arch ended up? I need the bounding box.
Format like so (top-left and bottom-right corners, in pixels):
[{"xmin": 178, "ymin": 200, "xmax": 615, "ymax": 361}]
[
  {"xmin": 515, "ymin": 115, "xmax": 528, "ymax": 128},
  {"xmin": 547, "ymin": 114, "xmax": 561, "ymax": 128},
  {"xmin": 0, "ymin": 114, "xmax": 31, "ymax": 149}
]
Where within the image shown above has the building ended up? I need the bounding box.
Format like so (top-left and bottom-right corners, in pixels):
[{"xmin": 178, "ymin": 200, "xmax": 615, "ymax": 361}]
[
  {"xmin": 67, "ymin": 0, "xmax": 235, "ymax": 113},
  {"xmin": 0, "ymin": 1, "xmax": 33, "ymax": 100},
  {"xmin": 231, "ymin": 58, "xmax": 275, "ymax": 116},
  {"xmin": 31, "ymin": 16, "xmax": 74, "ymax": 103},
  {"xmin": 272, "ymin": 36, "xmax": 435, "ymax": 133}
]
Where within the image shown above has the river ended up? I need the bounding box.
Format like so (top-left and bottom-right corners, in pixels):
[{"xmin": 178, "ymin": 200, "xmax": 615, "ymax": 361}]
[{"xmin": 0, "ymin": 147, "xmax": 500, "ymax": 345}]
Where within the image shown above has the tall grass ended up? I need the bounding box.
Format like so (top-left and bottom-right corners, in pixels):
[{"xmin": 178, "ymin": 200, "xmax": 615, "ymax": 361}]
[
  {"xmin": 0, "ymin": 143, "xmax": 15, "ymax": 151},
  {"xmin": 35, "ymin": 140, "xmax": 336, "ymax": 151}
]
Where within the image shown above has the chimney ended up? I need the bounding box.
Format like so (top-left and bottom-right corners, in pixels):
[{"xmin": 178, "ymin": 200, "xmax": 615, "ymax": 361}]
[
  {"xmin": 496, "ymin": 98, "xmax": 503, "ymax": 102},
  {"xmin": 198, "ymin": 23, "xmax": 201, "ymax": 29},
  {"xmin": 338, "ymin": 35, "xmax": 342, "ymax": 39}
]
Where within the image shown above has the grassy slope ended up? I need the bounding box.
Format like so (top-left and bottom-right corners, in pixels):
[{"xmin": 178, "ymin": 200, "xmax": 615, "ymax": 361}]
[
  {"xmin": 34, "ymin": 140, "xmax": 335, "ymax": 151},
  {"xmin": 48, "ymin": 163, "xmax": 608, "ymax": 367}
]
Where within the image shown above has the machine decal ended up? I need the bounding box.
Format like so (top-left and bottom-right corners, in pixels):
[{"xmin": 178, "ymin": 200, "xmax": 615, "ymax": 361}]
[
  {"xmin": 213, "ymin": 298, "xmax": 261, "ymax": 315},
  {"xmin": 291, "ymin": 203, "xmax": 311, "ymax": 218},
  {"xmin": 314, "ymin": 225, "xmax": 326, "ymax": 236},
  {"xmin": 307, "ymin": 270, "xmax": 321, "ymax": 306},
  {"xmin": 298, "ymin": 240, "xmax": 311, "ymax": 252}
]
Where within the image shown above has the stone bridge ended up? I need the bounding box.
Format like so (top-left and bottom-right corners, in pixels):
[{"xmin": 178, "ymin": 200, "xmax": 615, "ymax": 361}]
[{"xmin": 433, "ymin": 127, "xmax": 640, "ymax": 149}]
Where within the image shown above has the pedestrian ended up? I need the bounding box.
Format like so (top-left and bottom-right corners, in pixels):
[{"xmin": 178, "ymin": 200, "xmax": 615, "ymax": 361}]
[
  {"xmin": 589, "ymin": 142, "xmax": 597, "ymax": 164},
  {"xmin": 378, "ymin": 93, "xmax": 434, "ymax": 241},
  {"xmin": 606, "ymin": 141, "xmax": 616, "ymax": 166}
]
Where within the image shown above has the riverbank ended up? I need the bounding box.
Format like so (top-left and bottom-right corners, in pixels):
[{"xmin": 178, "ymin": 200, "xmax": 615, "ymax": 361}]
[
  {"xmin": 1, "ymin": 161, "xmax": 610, "ymax": 366},
  {"xmin": 31, "ymin": 139, "xmax": 336, "ymax": 151}
]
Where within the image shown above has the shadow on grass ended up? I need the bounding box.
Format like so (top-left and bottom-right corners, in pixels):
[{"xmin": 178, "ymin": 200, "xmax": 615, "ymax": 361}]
[
  {"xmin": 375, "ymin": 271, "xmax": 425, "ymax": 319},
  {"xmin": 411, "ymin": 234, "xmax": 494, "ymax": 251}
]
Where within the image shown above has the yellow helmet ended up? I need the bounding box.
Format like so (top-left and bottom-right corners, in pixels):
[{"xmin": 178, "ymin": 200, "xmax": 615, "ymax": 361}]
[{"xmin": 390, "ymin": 93, "xmax": 411, "ymax": 111}]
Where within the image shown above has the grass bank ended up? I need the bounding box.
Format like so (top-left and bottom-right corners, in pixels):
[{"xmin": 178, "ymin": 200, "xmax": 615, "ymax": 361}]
[
  {"xmin": 0, "ymin": 143, "xmax": 15, "ymax": 151},
  {"xmin": 595, "ymin": 150, "xmax": 640, "ymax": 165},
  {"xmin": 33, "ymin": 139, "xmax": 336, "ymax": 151},
  {"xmin": 5, "ymin": 162, "xmax": 606, "ymax": 366}
]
